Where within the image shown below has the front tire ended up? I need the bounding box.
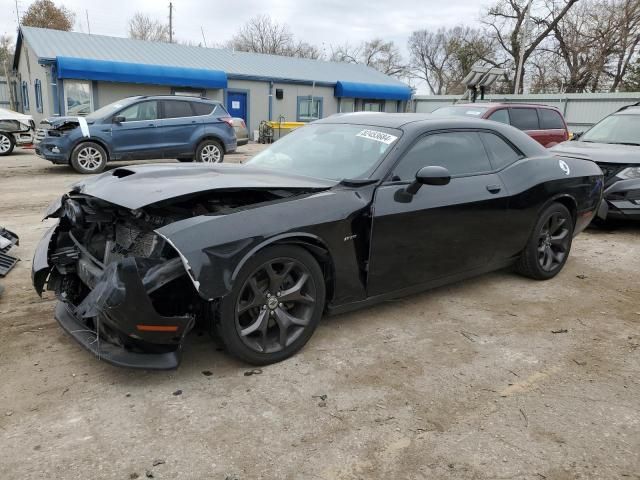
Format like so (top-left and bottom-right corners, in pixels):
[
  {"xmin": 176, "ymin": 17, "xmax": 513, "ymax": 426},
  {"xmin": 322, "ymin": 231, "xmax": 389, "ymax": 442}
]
[
  {"xmin": 516, "ymin": 202, "xmax": 574, "ymax": 280},
  {"xmin": 195, "ymin": 139, "xmax": 224, "ymax": 163},
  {"xmin": 218, "ymin": 245, "xmax": 326, "ymax": 365},
  {"xmin": 70, "ymin": 142, "xmax": 107, "ymax": 174},
  {"xmin": 0, "ymin": 132, "xmax": 15, "ymax": 156}
]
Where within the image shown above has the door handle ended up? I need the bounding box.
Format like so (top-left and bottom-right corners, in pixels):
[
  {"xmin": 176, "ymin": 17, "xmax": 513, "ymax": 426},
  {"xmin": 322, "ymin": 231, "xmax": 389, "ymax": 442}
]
[
  {"xmin": 148, "ymin": 123, "xmax": 155, "ymax": 127},
  {"xmin": 486, "ymin": 184, "xmax": 502, "ymax": 194}
]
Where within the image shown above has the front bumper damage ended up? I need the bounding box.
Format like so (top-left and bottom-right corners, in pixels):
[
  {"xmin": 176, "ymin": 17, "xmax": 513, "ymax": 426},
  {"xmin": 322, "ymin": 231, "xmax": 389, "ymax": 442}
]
[
  {"xmin": 33, "ymin": 219, "xmax": 196, "ymax": 369},
  {"xmin": 597, "ymin": 178, "xmax": 640, "ymax": 221}
]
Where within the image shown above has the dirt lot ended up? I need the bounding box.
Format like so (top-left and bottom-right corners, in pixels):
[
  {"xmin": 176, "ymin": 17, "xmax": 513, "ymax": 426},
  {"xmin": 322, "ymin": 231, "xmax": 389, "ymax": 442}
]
[{"xmin": 1, "ymin": 147, "xmax": 639, "ymax": 480}]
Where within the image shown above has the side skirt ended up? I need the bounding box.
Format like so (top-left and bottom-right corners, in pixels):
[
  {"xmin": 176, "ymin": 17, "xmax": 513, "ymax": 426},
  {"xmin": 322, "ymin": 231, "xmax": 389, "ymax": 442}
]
[{"xmin": 326, "ymin": 257, "xmax": 517, "ymax": 316}]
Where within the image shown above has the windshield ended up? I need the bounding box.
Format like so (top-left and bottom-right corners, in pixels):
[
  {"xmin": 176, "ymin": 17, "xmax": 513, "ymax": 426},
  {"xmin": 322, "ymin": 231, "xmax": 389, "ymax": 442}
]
[
  {"xmin": 85, "ymin": 98, "xmax": 137, "ymax": 121},
  {"xmin": 246, "ymin": 123, "xmax": 401, "ymax": 180},
  {"xmin": 581, "ymin": 114, "xmax": 640, "ymax": 145},
  {"xmin": 432, "ymin": 106, "xmax": 489, "ymax": 118}
]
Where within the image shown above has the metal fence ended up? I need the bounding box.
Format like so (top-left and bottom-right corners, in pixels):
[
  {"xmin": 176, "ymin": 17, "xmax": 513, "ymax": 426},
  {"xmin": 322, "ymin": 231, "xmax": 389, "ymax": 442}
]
[
  {"xmin": 413, "ymin": 92, "xmax": 640, "ymax": 132},
  {"xmin": 0, "ymin": 76, "xmax": 10, "ymax": 107}
]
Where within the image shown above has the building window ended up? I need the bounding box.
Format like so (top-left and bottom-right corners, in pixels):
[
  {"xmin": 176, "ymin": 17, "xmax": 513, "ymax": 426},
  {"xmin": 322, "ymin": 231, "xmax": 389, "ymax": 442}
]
[
  {"xmin": 21, "ymin": 81, "xmax": 30, "ymax": 111},
  {"xmin": 340, "ymin": 98, "xmax": 355, "ymax": 113},
  {"xmin": 362, "ymin": 99, "xmax": 385, "ymax": 112},
  {"xmin": 64, "ymin": 80, "xmax": 93, "ymax": 115},
  {"xmin": 297, "ymin": 96, "xmax": 323, "ymax": 122},
  {"xmin": 35, "ymin": 79, "xmax": 43, "ymax": 113},
  {"xmin": 172, "ymin": 88, "xmax": 206, "ymax": 97}
]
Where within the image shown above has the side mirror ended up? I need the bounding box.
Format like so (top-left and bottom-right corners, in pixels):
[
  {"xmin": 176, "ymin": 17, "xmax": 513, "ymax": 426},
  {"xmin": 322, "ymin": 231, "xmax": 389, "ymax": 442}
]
[
  {"xmin": 112, "ymin": 116, "xmax": 126, "ymax": 124},
  {"xmin": 406, "ymin": 166, "xmax": 451, "ymax": 194},
  {"xmin": 571, "ymin": 131, "xmax": 583, "ymax": 141}
]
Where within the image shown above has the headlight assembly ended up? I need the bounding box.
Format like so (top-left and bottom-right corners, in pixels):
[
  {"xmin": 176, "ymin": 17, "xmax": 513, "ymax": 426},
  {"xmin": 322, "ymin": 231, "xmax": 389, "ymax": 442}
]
[{"xmin": 618, "ymin": 167, "xmax": 640, "ymax": 179}]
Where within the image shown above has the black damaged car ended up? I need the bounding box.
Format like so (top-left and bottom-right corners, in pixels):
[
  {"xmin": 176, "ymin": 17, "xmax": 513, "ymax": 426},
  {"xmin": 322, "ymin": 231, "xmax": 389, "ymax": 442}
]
[
  {"xmin": 32, "ymin": 113, "xmax": 603, "ymax": 369},
  {"xmin": 551, "ymin": 103, "xmax": 640, "ymax": 222}
]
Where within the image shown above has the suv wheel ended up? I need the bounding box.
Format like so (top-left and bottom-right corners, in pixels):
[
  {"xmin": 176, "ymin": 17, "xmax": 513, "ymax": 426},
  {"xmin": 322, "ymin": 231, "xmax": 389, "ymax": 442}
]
[
  {"xmin": 70, "ymin": 142, "xmax": 108, "ymax": 174},
  {"xmin": 0, "ymin": 132, "xmax": 15, "ymax": 156},
  {"xmin": 196, "ymin": 140, "xmax": 224, "ymax": 163}
]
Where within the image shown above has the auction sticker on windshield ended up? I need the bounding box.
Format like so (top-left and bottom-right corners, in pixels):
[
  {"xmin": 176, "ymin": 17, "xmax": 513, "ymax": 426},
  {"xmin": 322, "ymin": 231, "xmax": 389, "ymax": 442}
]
[{"xmin": 356, "ymin": 129, "xmax": 398, "ymax": 144}]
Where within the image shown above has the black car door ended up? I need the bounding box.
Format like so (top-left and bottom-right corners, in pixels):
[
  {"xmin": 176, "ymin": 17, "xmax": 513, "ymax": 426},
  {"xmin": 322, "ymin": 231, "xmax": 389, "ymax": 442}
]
[{"xmin": 367, "ymin": 130, "xmax": 510, "ymax": 297}]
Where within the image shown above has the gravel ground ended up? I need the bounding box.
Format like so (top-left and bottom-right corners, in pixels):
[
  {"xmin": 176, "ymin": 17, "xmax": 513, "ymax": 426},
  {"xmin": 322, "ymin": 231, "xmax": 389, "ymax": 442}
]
[{"xmin": 0, "ymin": 147, "xmax": 639, "ymax": 480}]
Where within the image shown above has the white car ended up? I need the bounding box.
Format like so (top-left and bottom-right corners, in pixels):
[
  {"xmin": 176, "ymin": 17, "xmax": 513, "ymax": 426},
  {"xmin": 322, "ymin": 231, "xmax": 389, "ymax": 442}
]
[{"xmin": 0, "ymin": 107, "xmax": 35, "ymax": 156}]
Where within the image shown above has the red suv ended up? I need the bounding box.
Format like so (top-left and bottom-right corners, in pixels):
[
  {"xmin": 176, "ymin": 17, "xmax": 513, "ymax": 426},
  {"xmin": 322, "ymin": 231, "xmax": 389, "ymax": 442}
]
[{"xmin": 431, "ymin": 103, "xmax": 569, "ymax": 148}]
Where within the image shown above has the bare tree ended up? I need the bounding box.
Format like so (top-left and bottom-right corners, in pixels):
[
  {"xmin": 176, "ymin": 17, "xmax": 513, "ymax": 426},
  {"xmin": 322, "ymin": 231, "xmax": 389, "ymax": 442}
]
[
  {"xmin": 127, "ymin": 12, "xmax": 170, "ymax": 42},
  {"xmin": 228, "ymin": 15, "xmax": 322, "ymax": 59},
  {"xmin": 331, "ymin": 39, "xmax": 406, "ymax": 77},
  {"xmin": 607, "ymin": 0, "xmax": 640, "ymax": 91},
  {"xmin": 0, "ymin": 35, "xmax": 14, "ymax": 67},
  {"xmin": 408, "ymin": 26, "xmax": 495, "ymax": 94},
  {"xmin": 482, "ymin": 0, "xmax": 579, "ymax": 92},
  {"xmin": 22, "ymin": 0, "xmax": 75, "ymax": 31}
]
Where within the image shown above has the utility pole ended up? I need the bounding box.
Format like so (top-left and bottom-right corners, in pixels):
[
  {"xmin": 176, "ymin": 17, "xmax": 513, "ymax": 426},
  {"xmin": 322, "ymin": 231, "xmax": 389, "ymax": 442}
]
[
  {"xmin": 86, "ymin": 9, "xmax": 91, "ymax": 35},
  {"xmin": 169, "ymin": 2, "xmax": 173, "ymax": 43},
  {"xmin": 200, "ymin": 26, "xmax": 207, "ymax": 47},
  {"xmin": 514, "ymin": 0, "xmax": 533, "ymax": 94},
  {"xmin": 15, "ymin": 0, "xmax": 20, "ymax": 25}
]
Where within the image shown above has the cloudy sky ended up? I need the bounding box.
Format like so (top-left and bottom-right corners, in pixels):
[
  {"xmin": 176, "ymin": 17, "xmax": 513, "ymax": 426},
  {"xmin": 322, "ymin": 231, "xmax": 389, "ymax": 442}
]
[{"xmin": 2, "ymin": 0, "xmax": 489, "ymax": 92}]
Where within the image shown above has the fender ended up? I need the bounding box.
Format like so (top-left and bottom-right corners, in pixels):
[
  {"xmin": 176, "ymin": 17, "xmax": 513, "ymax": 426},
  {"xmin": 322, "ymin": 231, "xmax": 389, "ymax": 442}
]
[{"xmin": 155, "ymin": 186, "xmax": 376, "ymax": 304}]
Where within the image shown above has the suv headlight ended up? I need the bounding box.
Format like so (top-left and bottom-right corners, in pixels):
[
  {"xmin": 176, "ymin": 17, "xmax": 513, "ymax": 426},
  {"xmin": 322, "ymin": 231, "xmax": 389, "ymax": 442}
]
[{"xmin": 618, "ymin": 167, "xmax": 640, "ymax": 179}]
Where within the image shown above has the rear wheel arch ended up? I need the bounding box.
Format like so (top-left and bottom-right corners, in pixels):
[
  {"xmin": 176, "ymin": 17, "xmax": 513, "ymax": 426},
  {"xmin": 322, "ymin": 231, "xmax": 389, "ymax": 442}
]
[
  {"xmin": 549, "ymin": 194, "xmax": 577, "ymax": 226},
  {"xmin": 197, "ymin": 135, "xmax": 226, "ymax": 153}
]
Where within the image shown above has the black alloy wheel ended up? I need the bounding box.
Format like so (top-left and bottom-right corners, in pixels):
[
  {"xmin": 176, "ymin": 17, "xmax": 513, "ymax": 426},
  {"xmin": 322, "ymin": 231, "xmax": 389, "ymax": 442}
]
[
  {"xmin": 218, "ymin": 245, "xmax": 325, "ymax": 365},
  {"xmin": 516, "ymin": 202, "xmax": 574, "ymax": 280},
  {"xmin": 537, "ymin": 212, "xmax": 571, "ymax": 272}
]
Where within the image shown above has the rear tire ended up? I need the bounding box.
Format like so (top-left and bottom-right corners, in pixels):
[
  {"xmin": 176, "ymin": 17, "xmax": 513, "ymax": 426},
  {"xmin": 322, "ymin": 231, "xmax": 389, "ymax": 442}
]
[
  {"xmin": 70, "ymin": 142, "xmax": 107, "ymax": 174},
  {"xmin": 195, "ymin": 139, "xmax": 224, "ymax": 163},
  {"xmin": 0, "ymin": 132, "xmax": 15, "ymax": 156},
  {"xmin": 516, "ymin": 202, "xmax": 574, "ymax": 280},
  {"xmin": 217, "ymin": 245, "xmax": 325, "ymax": 365}
]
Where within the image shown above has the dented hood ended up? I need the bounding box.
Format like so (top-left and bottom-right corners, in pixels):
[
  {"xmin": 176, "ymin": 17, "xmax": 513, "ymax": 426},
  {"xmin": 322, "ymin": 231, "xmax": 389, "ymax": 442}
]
[
  {"xmin": 40, "ymin": 116, "xmax": 94, "ymax": 129},
  {"xmin": 72, "ymin": 163, "xmax": 337, "ymax": 210}
]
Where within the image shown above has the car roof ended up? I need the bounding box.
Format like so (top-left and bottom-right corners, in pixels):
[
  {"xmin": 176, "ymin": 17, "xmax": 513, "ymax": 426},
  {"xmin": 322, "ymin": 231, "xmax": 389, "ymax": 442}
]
[
  {"xmin": 120, "ymin": 95, "xmax": 220, "ymax": 103},
  {"xmin": 317, "ymin": 112, "xmax": 433, "ymax": 128},
  {"xmin": 446, "ymin": 102, "xmax": 561, "ymax": 110}
]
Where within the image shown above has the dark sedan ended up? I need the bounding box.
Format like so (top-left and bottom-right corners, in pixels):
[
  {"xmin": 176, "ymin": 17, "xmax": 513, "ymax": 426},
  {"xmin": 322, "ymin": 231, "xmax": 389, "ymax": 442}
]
[
  {"xmin": 551, "ymin": 103, "xmax": 640, "ymax": 222},
  {"xmin": 32, "ymin": 113, "xmax": 603, "ymax": 369}
]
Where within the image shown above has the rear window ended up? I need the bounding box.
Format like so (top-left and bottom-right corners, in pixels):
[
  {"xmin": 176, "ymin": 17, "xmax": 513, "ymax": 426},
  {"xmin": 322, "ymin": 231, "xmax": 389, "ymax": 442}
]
[
  {"xmin": 213, "ymin": 104, "xmax": 229, "ymax": 116},
  {"xmin": 509, "ymin": 108, "xmax": 539, "ymax": 130},
  {"xmin": 163, "ymin": 100, "xmax": 194, "ymax": 119},
  {"xmin": 192, "ymin": 102, "xmax": 215, "ymax": 116},
  {"xmin": 487, "ymin": 109, "xmax": 510, "ymax": 124},
  {"xmin": 539, "ymin": 108, "xmax": 565, "ymax": 130}
]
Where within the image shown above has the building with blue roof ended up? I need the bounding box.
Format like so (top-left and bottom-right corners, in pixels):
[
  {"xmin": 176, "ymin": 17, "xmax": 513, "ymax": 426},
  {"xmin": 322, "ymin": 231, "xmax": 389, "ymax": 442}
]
[{"xmin": 11, "ymin": 27, "xmax": 412, "ymax": 133}]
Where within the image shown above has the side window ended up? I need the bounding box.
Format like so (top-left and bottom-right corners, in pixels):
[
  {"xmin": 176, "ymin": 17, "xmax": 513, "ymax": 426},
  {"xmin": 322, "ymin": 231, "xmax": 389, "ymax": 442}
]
[
  {"xmin": 192, "ymin": 102, "xmax": 215, "ymax": 116},
  {"xmin": 163, "ymin": 100, "xmax": 194, "ymax": 119},
  {"xmin": 479, "ymin": 132, "xmax": 523, "ymax": 170},
  {"xmin": 393, "ymin": 132, "xmax": 492, "ymax": 181},
  {"xmin": 118, "ymin": 101, "xmax": 158, "ymax": 122},
  {"xmin": 488, "ymin": 109, "xmax": 510, "ymax": 124},
  {"xmin": 539, "ymin": 109, "xmax": 565, "ymax": 129},
  {"xmin": 212, "ymin": 104, "xmax": 229, "ymax": 116},
  {"xmin": 509, "ymin": 108, "xmax": 539, "ymax": 130}
]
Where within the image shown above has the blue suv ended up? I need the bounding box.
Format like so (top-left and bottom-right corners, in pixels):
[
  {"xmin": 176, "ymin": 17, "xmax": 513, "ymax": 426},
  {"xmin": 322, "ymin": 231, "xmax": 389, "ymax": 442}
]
[{"xmin": 35, "ymin": 95, "xmax": 237, "ymax": 174}]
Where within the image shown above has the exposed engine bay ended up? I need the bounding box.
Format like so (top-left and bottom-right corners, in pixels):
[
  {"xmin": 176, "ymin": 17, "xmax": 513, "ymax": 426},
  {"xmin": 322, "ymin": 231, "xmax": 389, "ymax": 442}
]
[{"xmin": 41, "ymin": 188, "xmax": 302, "ymax": 364}]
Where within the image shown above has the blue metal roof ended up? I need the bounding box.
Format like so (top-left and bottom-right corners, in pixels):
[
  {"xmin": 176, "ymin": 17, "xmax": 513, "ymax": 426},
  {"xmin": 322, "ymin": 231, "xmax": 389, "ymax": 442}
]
[
  {"xmin": 56, "ymin": 56, "xmax": 227, "ymax": 89},
  {"xmin": 335, "ymin": 81, "xmax": 412, "ymax": 101},
  {"xmin": 18, "ymin": 27, "xmax": 409, "ymax": 91}
]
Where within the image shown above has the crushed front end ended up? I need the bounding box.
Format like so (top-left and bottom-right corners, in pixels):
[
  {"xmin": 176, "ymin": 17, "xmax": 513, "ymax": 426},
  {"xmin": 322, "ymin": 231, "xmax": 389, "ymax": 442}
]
[{"xmin": 32, "ymin": 194, "xmax": 205, "ymax": 369}]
